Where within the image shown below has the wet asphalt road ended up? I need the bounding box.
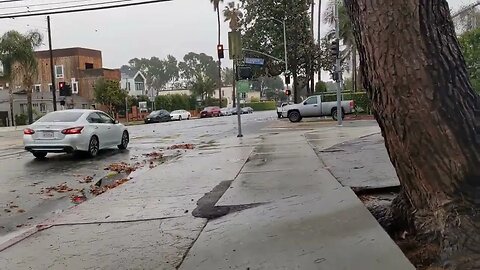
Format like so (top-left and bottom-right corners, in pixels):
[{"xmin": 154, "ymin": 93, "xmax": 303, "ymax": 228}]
[{"xmin": 0, "ymin": 111, "xmax": 277, "ymax": 235}]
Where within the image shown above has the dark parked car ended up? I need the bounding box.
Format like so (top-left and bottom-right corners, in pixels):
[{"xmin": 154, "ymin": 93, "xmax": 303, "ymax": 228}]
[
  {"xmin": 241, "ymin": 107, "xmax": 254, "ymax": 114},
  {"xmin": 200, "ymin": 107, "xmax": 221, "ymax": 118},
  {"xmin": 144, "ymin": 110, "xmax": 171, "ymax": 124}
]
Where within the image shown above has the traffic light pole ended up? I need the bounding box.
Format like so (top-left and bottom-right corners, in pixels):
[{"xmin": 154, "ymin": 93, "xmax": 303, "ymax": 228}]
[
  {"xmin": 234, "ymin": 60, "xmax": 243, "ymax": 138},
  {"xmin": 47, "ymin": 16, "xmax": 57, "ymax": 111},
  {"xmin": 334, "ymin": 0, "xmax": 342, "ymax": 126}
]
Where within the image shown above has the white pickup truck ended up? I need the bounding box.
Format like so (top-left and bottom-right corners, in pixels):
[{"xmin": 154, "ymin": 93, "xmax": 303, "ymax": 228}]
[
  {"xmin": 276, "ymin": 102, "xmax": 293, "ymax": 118},
  {"xmin": 282, "ymin": 95, "xmax": 355, "ymax": 122}
]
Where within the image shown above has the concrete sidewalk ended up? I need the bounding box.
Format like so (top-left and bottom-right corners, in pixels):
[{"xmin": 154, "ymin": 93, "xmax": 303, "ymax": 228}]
[{"xmin": 0, "ymin": 122, "xmax": 414, "ymax": 270}]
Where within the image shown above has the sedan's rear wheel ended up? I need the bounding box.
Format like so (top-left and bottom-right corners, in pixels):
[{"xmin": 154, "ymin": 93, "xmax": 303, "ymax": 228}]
[
  {"xmin": 32, "ymin": 151, "xmax": 47, "ymax": 159},
  {"xmin": 179, "ymin": 116, "xmax": 182, "ymax": 121},
  {"xmin": 88, "ymin": 136, "xmax": 99, "ymax": 157}
]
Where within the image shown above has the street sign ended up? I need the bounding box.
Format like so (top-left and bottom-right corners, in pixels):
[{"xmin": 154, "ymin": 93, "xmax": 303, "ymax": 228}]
[
  {"xmin": 228, "ymin": 31, "xmax": 242, "ymax": 60},
  {"xmin": 244, "ymin": 57, "xmax": 265, "ymax": 66},
  {"xmin": 236, "ymin": 80, "xmax": 250, "ymax": 94}
]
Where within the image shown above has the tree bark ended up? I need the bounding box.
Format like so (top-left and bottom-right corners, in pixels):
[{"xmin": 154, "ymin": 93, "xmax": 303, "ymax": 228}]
[
  {"xmin": 27, "ymin": 87, "xmax": 33, "ymax": 124},
  {"xmin": 344, "ymin": 0, "xmax": 480, "ymax": 267},
  {"xmin": 293, "ymin": 70, "xmax": 299, "ymax": 103}
]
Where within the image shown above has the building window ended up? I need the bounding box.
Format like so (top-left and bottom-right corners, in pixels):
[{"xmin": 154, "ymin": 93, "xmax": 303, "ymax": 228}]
[
  {"xmin": 72, "ymin": 81, "xmax": 79, "ymax": 94},
  {"xmin": 241, "ymin": 92, "xmax": 247, "ymax": 99},
  {"xmin": 47, "ymin": 83, "xmax": 53, "ymax": 91},
  {"xmin": 85, "ymin": 63, "xmax": 94, "ymax": 69},
  {"xmin": 34, "ymin": 84, "xmax": 41, "ymax": 92},
  {"xmin": 20, "ymin": 103, "xmax": 26, "ymax": 114},
  {"xmin": 55, "ymin": 65, "xmax": 64, "ymax": 78},
  {"xmin": 82, "ymin": 104, "xmax": 88, "ymax": 109},
  {"xmin": 135, "ymin": 82, "xmax": 144, "ymax": 91},
  {"xmin": 222, "ymin": 90, "xmax": 225, "ymax": 96},
  {"xmin": 126, "ymin": 82, "xmax": 131, "ymax": 91},
  {"xmin": 40, "ymin": 103, "xmax": 46, "ymax": 113}
]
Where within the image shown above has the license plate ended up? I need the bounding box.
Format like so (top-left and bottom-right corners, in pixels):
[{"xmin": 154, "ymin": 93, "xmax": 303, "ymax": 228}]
[{"xmin": 43, "ymin": 131, "xmax": 54, "ymax": 138}]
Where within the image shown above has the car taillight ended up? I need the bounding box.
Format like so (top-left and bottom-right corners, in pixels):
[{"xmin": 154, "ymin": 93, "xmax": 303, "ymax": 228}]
[
  {"xmin": 23, "ymin": 128, "xmax": 35, "ymax": 135},
  {"xmin": 62, "ymin": 127, "xmax": 84, "ymax": 135}
]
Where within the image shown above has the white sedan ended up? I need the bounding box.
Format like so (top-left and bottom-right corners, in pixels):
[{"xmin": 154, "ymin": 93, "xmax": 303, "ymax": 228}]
[
  {"xmin": 23, "ymin": 109, "xmax": 129, "ymax": 158},
  {"xmin": 170, "ymin": 110, "xmax": 191, "ymax": 121}
]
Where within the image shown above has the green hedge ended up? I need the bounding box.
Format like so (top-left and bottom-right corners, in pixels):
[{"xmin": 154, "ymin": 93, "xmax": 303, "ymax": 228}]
[
  {"xmin": 318, "ymin": 92, "xmax": 372, "ymax": 114},
  {"xmin": 243, "ymin": 101, "xmax": 276, "ymax": 111}
]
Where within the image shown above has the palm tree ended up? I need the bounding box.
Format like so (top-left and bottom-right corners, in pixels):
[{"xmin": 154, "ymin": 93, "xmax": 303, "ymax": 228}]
[
  {"xmin": 323, "ymin": 0, "xmax": 358, "ymax": 92},
  {"xmin": 223, "ymin": 2, "xmax": 243, "ymax": 31},
  {"xmin": 210, "ymin": 0, "xmax": 224, "ymax": 107},
  {"xmin": 0, "ymin": 30, "xmax": 43, "ymax": 125}
]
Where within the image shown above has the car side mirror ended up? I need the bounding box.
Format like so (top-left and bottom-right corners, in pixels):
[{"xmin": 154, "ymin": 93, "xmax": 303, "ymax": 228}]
[
  {"xmin": 303, "ymin": 102, "xmax": 307, "ymax": 105},
  {"xmin": 114, "ymin": 120, "xmax": 119, "ymax": 124}
]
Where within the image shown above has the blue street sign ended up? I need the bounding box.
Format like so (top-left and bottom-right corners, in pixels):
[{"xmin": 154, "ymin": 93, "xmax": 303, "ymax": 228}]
[{"xmin": 244, "ymin": 57, "xmax": 265, "ymax": 66}]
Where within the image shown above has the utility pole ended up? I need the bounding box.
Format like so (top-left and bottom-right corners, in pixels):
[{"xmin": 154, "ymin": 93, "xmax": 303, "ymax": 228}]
[
  {"xmin": 234, "ymin": 60, "xmax": 242, "ymax": 138},
  {"xmin": 334, "ymin": 0, "xmax": 342, "ymax": 126},
  {"xmin": 317, "ymin": 0, "xmax": 322, "ymax": 83},
  {"xmin": 47, "ymin": 16, "xmax": 57, "ymax": 111}
]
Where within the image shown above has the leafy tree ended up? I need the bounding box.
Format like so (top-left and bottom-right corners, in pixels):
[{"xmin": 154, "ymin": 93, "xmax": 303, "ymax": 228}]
[
  {"xmin": 178, "ymin": 52, "xmax": 219, "ymax": 85},
  {"xmin": 315, "ymin": 80, "xmax": 327, "ymax": 93},
  {"xmin": 127, "ymin": 55, "xmax": 179, "ymax": 92},
  {"xmin": 240, "ymin": 0, "xmax": 316, "ymax": 103},
  {"xmin": 459, "ymin": 27, "xmax": 480, "ymax": 93},
  {"xmin": 222, "ymin": 67, "xmax": 234, "ymax": 86},
  {"xmin": 191, "ymin": 75, "xmax": 216, "ymax": 101},
  {"xmin": 94, "ymin": 79, "xmax": 126, "ymax": 115},
  {"xmin": 344, "ymin": 0, "xmax": 480, "ymax": 266},
  {"xmin": 0, "ymin": 30, "xmax": 43, "ymax": 125}
]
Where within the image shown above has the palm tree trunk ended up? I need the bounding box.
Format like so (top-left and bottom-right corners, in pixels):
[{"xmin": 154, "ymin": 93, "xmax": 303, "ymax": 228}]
[
  {"xmin": 27, "ymin": 86, "xmax": 33, "ymax": 124},
  {"xmin": 217, "ymin": 9, "xmax": 222, "ymax": 108}
]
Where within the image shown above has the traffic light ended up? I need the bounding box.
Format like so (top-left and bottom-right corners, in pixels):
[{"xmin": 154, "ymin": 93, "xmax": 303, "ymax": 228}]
[
  {"xmin": 237, "ymin": 66, "xmax": 253, "ymax": 80},
  {"xmin": 285, "ymin": 74, "xmax": 291, "ymax": 85},
  {"xmin": 59, "ymin": 82, "xmax": 72, "ymax": 96},
  {"xmin": 285, "ymin": 89, "xmax": 292, "ymax": 96},
  {"xmin": 330, "ymin": 39, "xmax": 340, "ymax": 58},
  {"xmin": 217, "ymin": 44, "xmax": 224, "ymax": 59}
]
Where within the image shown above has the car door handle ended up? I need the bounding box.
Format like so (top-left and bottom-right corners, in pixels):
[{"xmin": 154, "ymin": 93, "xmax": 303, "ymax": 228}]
[{"xmin": 313, "ymin": 105, "xmax": 318, "ymax": 107}]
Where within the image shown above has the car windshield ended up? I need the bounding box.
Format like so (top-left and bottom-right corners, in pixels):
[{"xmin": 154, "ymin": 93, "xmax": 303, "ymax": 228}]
[{"xmin": 36, "ymin": 112, "xmax": 83, "ymax": 123}]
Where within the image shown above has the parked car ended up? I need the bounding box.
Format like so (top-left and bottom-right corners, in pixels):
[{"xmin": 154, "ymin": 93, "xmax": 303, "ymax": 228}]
[
  {"xmin": 282, "ymin": 95, "xmax": 355, "ymax": 122},
  {"xmin": 277, "ymin": 102, "xmax": 293, "ymax": 118},
  {"xmin": 170, "ymin": 110, "xmax": 191, "ymax": 121},
  {"xmin": 241, "ymin": 107, "xmax": 254, "ymax": 114},
  {"xmin": 220, "ymin": 107, "xmax": 232, "ymax": 116},
  {"xmin": 23, "ymin": 109, "xmax": 129, "ymax": 158},
  {"xmin": 200, "ymin": 106, "xmax": 221, "ymax": 118},
  {"xmin": 144, "ymin": 110, "xmax": 171, "ymax": 124}
]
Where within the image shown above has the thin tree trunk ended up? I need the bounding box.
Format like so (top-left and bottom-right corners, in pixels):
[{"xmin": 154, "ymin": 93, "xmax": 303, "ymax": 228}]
[
  {"xmin": 217, "ymin": 9, "xmax": 222, "ymax": 108},
  {"xmin": 351, "ymin": 45, "xmax": 357, "ymax": 93},
  {"xmin": 9, "ymin": 88, "xmax": 14, "ymax": 126},
  {"xmin": 345, "ymin": 0, "xmax": 480, "ymax": 267},
  {"xmin": 293, "ymin": 70, "xmax": 299, "ymax": 103}
]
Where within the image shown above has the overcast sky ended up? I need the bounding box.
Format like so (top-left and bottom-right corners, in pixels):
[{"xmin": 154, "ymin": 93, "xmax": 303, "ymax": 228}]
[{"xmin": 0, "ymin": 0, "xmax": 473, "ymax": 70}]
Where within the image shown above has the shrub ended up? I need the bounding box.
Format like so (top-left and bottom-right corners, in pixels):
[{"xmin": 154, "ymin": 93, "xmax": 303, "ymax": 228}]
[
  {"xmin": 243, "ymin": 101, "xmax": 276, "ymax": 111},
  {"xmin": 15, "ymin": 114, "xmax": 28, "ymax": 125},
  {"xmin": 319, "ymin": 92, "xmax": 372, "ymax": 114}
]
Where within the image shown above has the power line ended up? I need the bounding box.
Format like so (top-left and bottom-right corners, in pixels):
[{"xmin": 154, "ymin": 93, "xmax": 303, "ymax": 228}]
[
  {"xmin": 0, "ymin": 0, "xmax": 145, "ymax": 16},
  {"xmin": 0, "ymin": 0, "xmax": 23, "ymax": 3},
  {"xmin": 0, "ymin": 0, "xmax": 172, "ymax": 18},
  {"xmin": 0, "ymin": 0, "xmax": 96, "ymax": 11}
]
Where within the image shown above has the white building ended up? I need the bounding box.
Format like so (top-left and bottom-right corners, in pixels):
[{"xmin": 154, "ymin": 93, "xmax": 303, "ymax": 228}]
[{"xmin": 120, "ymin": 70, "xmax": 147, "ymax": 97}]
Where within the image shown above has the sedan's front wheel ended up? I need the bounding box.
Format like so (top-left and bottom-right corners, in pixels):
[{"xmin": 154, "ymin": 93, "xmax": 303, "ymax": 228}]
[
  {"xmin": 118, "ymin": 131, "xmax": 129, "ymax": 150},
  {"xmin": 88, "ymin": 136, "xmax": 99, "ymax": 157}
]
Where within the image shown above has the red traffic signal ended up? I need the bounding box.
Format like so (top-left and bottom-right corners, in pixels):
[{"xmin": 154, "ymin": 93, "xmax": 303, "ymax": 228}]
[
  {"xmin": 285, "ymin": 89, "xmax": 292, "ymax": 96},
  {"xmin": 59, "ymin": 82, "xmax": 65, "ymax": 90},
  {"xmin": 217, "ymin": 44, "xmax": 224, "ymax": 59}
]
